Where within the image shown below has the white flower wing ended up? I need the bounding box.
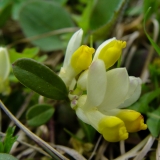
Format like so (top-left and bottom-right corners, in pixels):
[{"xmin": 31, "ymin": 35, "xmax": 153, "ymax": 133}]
[
  {"xmin": 118, "ymin": 76, "xmax": 141, "ymax": 108},
  {"xmin": 76, "ymin": 107, "xmax": 90, "ymax": 124},
  {"xmin": 85, "ymin": 59, "xmax": 107, "ymax": 108},
  {"xmin": 63, "ymin": 29, "xmax": 83, "ymax": 68},
  {"xmin": 98, "ymin": 68, "xmax": 129, "ymax": 111}
]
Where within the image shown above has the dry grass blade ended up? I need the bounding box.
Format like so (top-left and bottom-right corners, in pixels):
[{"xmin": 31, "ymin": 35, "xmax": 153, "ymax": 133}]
[
  {"xmin": 0, "ymin": 100, "xmax": 68, "ymax": 160},
  {"xmin": 55, "ymin": 145, "xmax": 86, "ymax": 160},
  {"xmin": 114, "ymin": 135, "xmax": 150, "ymax": 160},
  {"xmin": 133, "ymin": 135, "xmax": 155, "ymax": 160}
]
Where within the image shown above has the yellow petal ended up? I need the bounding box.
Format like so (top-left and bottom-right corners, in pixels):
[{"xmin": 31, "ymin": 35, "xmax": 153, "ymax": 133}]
[
  {"xmin": 116, "ymin": 109, "xmax": 147, "ymax": 132},
  {"xmin": 71, "ymin": 45, "xmax": 95, "ymax": 73},
  {"xmin": 98, "ymin": 116, "xmax": 128, "ymax": 142},
  {"xmin": 98, "ymin": 40, "xmax": 126, "ymax": 69}
]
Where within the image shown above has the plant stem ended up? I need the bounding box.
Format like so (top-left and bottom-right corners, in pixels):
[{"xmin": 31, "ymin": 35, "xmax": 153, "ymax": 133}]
[
  {"xmin": 90, "ymin": 35, "xmax": 93, "ymax": 48},
  {"xmin": 7, "ymin": 27, "xmax": 79, "ymax": 48}
]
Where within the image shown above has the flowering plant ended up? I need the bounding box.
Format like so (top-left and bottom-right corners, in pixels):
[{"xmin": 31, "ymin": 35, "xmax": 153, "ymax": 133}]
[{"xmin": 59, "ymin": 29, "xmax": 147, "ymax": 142}]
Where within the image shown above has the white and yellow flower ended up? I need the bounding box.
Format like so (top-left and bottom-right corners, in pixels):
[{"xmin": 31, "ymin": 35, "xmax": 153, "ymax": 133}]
[
  {"xmin": 59, "ymin": 29, "xmax": 147, "ymax": 142},
  {"xmin": 75, "ymin": 60, "xmax": 146, "ymax": 142},
  {"xmin": 59, "ymin": 29, "xmax": 94, "ymax": 87}
]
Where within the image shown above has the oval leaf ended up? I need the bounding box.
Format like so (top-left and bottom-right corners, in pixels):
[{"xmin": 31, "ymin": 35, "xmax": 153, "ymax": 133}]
[
  {"xmin": 12, "ymin": 58, "xmax": 68, "ymax": 100},
  {"xmin": 81, "ymin": 0, "xmax": 125, "ymax": 39},
  {"xmin": 0, "ymin": 153, "xmax": 18, "ymax": 160},
  {"xmin": 26, "ymin": 104, "xmax": 54, "ymax": 127},
  {"xmin": 19, "ymin": 0, "xmax": 74, "ymax": 51},
  {"xmin": 147, "ymin": 107, "xmax": 160, "ymax": 137}
]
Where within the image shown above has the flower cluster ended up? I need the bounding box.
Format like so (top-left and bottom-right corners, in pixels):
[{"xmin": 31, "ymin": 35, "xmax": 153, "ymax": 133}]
[{"xmin": 59, "ymin": 29, "xmax": 147, "ymax": 142}]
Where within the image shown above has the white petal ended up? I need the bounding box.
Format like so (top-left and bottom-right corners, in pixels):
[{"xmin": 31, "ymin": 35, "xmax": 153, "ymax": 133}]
[
  {"xmin": 59, "ymin": 65, "xmax": 76, "ymax": 87},
  {"xmin": 86, "ymin": 59, "xmax": 107, "ymax": 107},
  {"xmin": 76, "ymin": 107, "xmax": 90, "ymax": 124},
  {"xmin": 0, "ymin": 47, "xmax": 10, "ymax": 81},
  {"xmin": 77, "ymin": 69, "xmax": 88, "ymax": 90},
  {"xmin": 93, "ymin": 37, "xmax": 116, "ymax": 61},
  {"xmin": 69, "ymin": 78, "xmax": 77, "ymax": 90},
  {"xmin": 98, "ymin": 68, "xmax": 129, "ymax": 111},
  {"xmin": 86, "ymin": 109, "xmax": 105, "ymax": 130},
  {"xmin": 118, "ymin": 77, "xmax": 142, "ymax": 108},
  {"xmin": 63, "ymin": 29, "xmax": 83, "ymax": 68}
]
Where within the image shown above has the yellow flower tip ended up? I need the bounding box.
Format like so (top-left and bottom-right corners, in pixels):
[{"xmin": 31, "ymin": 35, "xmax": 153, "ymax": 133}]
[
  {"xmin": 116, "ymin": 110, "xmax": 147, "ymax": 133},
  {"xmin": 98, "ymin": 40, "xmax": 126, "ymax": 69},
  {"xmin": 139, "ymin": 117, "xmax": 147, "ymax": 130},
  {"xmin": 71, "ymin": 45, "xmax": 95, "ymax": 73},
  {"xmin": 98, "ymin": 116, "xmax": 128, "ymax": 142},
  {"xmin": 116, "ymin": 40, "xmax": 126, "ymax": 49}
]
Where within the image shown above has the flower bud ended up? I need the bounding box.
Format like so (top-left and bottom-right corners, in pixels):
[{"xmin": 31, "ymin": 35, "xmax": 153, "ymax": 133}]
[
  {"xmin": 71, "ymin": 45, "xmax": 95, "ymax": 73},
  {"xmin": 98, "ymin": 40, "xmax": 126, "ymax": 69},
  {"xmin": 98, "ymin": 116, "xmax": 128, "ymax": 142},
  {"xmin": 116, "ymin": 109, "xmax": 147, "ymax": 132}
]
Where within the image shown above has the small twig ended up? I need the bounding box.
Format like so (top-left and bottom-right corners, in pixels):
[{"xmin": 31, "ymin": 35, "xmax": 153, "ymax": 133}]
[
  {"xmin": 49, "ymin": 118, "xmax": 55, "ymax": 144},
  {"xmin": 7, "ymin": 27, "xmax": 79, "ymax": 48},
  {"xmin": 120, "ymin": 140, "xmax": 125, "ymax": 155},
  {"xmin": 95, "ymin": 139, "xmax": 109, "ymax": 160},
  {"xmin": 9, "ymin": 93, "xmax": 34, "ymax": 127},
  {"xmin": 133, "ymin": 135, "xmax": 155, "ymax": 160},
  {"xmin": 156, "ymin": 136, "xmax": 160, "ymax": 160},
  {"xmin": 125, "ymin": 45, "xmax": 137, "ymax": 70},
  {"xmin": 55, "ymin": 145, "xmax": 86, "ymax": 160},
  {"xmin": 121, "ymin": 31, "xmax": 140, "ymax": 64},
  {"xmin": 141, "ymin": 18, "xmax": 159, "ymax": 82},
  {"xmin": 0, "ymin": 100, "xmax": 68, "ymax": 160},
  {"xmin": 16, "ymin": 148, "xmax": 35, "ymax": 159},
  {"xmin": 114, "ymin": 135, "xmax": 150, "ymax": 160},
  {"xmin": 88, "ymin": 135, "xmax": 102, "ymax": 160}
]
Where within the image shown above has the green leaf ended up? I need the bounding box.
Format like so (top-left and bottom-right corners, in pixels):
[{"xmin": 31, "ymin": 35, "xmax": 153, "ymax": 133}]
[
  {"xmin": 0, "ymin": 154, "xmax": 18, "ymax": 160},
  {"xmin": 0, "ymin": 142, "xmax": 4, "ymax": 153},
  {"xmin": 126, "ymin": 5, "xmax": 142, "ymax": 16},
  {"xmin": 12, "ymin": 58, "xmax": 68, "ymax": 100},
  {"xmin": 79, "ymin": 120, "xmax": 96, "ymax": 142},
  {"xmin": 0, "ymin": 2, "xmax": 12, "ymax": 27},
  {"xmin": 9, "ymin": 47, "xmax": 39, "ymax": 63},
  {"xmin": 90, "ymin": 0, "xmax": 125, "ymax": 29},
  {"xmin": 51, "ymin": 0, "xmax": 68, "ymax": 5},
  {"xmin": 26, "ymin": 104, "xmax": 54, "ymax": 127},
  {"xmin": 129, "ymin": 88, "xmax": 160, "ymax": 114},
  {"xmin": 78, "ymin": 0, "xmax": 95, "ymax": 33},
  {"xmin": 11, "ymin": 0, "xmax": 27, "ymax": 20},
  {"xmin": 147, "ymin": 107, "xmax": 160, "ymax": 137},
  {"xmin": 3, "ymin": 127, "xmax": 17, "ymax": 153},
  {"xmin": 18, "ymin": 0, "xmax": 74, "ymax": 51},
  {"xmin": 89, "ymin": 0, "xmax": 125, "ymax": 39},
  {"xmin": 64, "ymin": 128, "xmax": 83, "ymax": 142},
  {"xmin": 143, "ymin": 7, "xmax": 160, "ymax": 55}
]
